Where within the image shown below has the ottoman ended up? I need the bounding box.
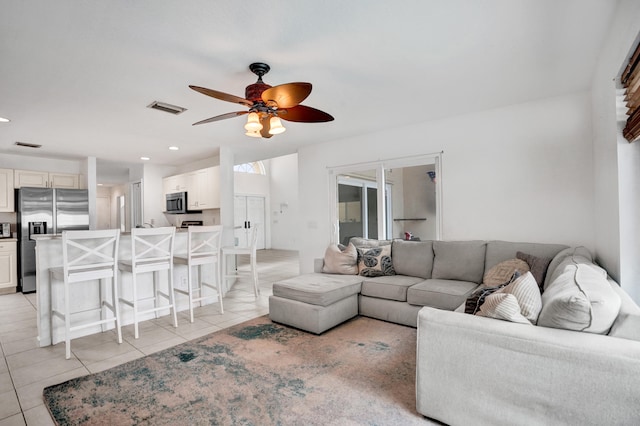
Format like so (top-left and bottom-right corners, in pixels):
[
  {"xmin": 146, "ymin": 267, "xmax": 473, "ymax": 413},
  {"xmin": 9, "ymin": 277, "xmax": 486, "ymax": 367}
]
[{"xmin": 269, "ymin": 273, "xmax": 363, "ymax": 334}]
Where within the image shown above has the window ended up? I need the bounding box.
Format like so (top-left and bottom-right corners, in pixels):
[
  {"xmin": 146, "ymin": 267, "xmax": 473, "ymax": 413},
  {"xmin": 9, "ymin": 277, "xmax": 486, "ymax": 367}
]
[{"xmin": 234, "ymin": 161, "xmax": 266, "ymax": 175}]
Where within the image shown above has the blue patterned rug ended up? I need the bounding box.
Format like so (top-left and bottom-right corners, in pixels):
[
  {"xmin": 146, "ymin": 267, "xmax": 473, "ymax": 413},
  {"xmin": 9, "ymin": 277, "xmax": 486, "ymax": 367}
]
[{"xmin": 43, "ymin": 315, "xmax": 427, "ymax": 425}]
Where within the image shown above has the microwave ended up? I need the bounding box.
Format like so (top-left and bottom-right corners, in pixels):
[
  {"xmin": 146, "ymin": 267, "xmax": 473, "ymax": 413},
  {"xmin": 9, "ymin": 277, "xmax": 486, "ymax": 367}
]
[
  {"xmin": 166, "ymin": 192, "xmax": 201, "ymax": 214},
  {"xmin": 166, "ymin": 192, "xmax": 187, "ymax": 214}
]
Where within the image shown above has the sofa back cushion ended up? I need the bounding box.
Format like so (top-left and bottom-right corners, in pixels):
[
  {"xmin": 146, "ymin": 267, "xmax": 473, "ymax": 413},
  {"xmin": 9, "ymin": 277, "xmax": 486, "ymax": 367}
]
[
  {"xmin": 538, "ymin": 249, "xmax": 621, "ymax": 334},
  {"xmin": 484, "ymin": 241, "xmax": 567, "ymax": 273},
  {"xmin": 349, "ymin": 237, "xmax": 391, "ymax": 248},
  {"xmin": 391, "ymin": 240, "xmax": 433, "ymax": 279},
  {"xmin": 432, "ymin": 241, "xmax": 487, "ymax": 284}
]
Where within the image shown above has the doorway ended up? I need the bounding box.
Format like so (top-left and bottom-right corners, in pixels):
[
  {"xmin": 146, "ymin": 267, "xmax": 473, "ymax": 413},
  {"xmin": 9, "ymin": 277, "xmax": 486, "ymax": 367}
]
[{"xmin": 234, "ymin": 195, "xmax": 266, "ymax": 248}]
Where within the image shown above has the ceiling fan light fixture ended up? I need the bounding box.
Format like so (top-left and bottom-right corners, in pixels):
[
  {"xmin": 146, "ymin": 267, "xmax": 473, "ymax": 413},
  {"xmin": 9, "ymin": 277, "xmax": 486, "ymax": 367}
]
[
  {"xmin": 268, "ymin": 116, "xmax": 286, "ymax": 135},
  {"xmin": 244, "ymin": 112, "xmax": 263, "ymax": 131},
  {"xmin": 245, "ymin": 129, "xmax": 262, "ymax": 138}
]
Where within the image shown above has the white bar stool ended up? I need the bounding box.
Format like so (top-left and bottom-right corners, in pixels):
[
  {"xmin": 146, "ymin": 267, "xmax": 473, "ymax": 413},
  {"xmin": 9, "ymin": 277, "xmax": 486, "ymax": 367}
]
[
  {"xmin": 118, "ymin": 227, "xmax": 178, "ymax": 339},
  {"xmin": 221, "ymin": 223, "xmax": 260, "ymax": 297},
  {"xmin": 49, "ymin": 229, "xmax": 122, "ymax": 359},
  {"xmin": 173, "ymin": 225, "xmax": 223, "ymax": 323}
]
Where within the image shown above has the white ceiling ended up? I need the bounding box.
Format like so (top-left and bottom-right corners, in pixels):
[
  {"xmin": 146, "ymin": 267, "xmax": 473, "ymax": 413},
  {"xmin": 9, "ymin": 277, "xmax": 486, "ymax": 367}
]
[{"xmin": 0, "ymin": 1, "xmax": 617, "ymax": 176}]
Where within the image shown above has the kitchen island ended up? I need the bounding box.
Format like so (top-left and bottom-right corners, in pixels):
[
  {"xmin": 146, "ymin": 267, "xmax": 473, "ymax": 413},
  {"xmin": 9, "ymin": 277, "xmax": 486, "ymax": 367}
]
[{"xmin": 33, "ymin": 230, "xmax": 231, "ymax": 347}]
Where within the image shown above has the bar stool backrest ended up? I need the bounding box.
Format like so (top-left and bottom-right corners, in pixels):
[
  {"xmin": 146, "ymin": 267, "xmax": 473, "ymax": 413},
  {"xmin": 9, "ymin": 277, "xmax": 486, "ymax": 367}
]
[
  {"xmin": 129, "ymin": 227, "xmax": 176, "ymax": 267},
  {"xmin": 62, "ymin": 229, "xmax": 120, "ymax": 278},
  {"xmin": 186, "ymin": 225, "xmax": 223, "ymax": 262}
]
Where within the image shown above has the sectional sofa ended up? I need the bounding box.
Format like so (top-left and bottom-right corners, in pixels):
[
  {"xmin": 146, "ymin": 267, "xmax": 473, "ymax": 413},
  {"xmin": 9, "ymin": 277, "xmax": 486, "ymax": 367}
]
[{"xmin": 269, "ymin": 238, "xmax": 640, "ymax": 425}]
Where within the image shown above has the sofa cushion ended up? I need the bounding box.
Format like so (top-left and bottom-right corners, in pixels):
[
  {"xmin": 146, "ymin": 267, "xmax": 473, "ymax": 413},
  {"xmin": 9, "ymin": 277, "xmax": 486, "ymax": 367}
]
[
  {"xmin": 479, "ymin": 271, "xmax": 542, "ymax": 324},
  {"xmin": 357, "ymin": 245, "xmax": 395, "ymax": 277},
  {"xmin": 482, "ymin": 258, "xmax": 529, "ymax": 286},
  {"xmin": 272, "ymin": 273, "xmax": 363, "ymax": 307},
  {"xmin": 361, "ymin": 275, "xmax": 425, "ymax": 302},
  {"xmin": 484, "ymin": 241, "xmax": 567, "ymax": 273},
  {"xmin": 432, "ymin": 241, "xmax": 487, "ymax": 284},
  {"xmin": 538, "ymin": 259, "xmax": 621, "ymax": 334},
  {"xmin": 608, "ymin": 313, "xmax": 640, "ymax": 342},
  {"xmin": 516, "ymin": 251, "xmax": 553, "ymax": 293},
  {"xmin": 322, "ymin": 243, "xmax": 358, "ymax": 275},
  {"xmin": 407, "ymin": 279, "xmax": 479, "ymax": 310},
  {"xmin": 544, "ymin": 246, "xmax": 593, "ymax": 290},
  {"xmin": 391, "ymin": 240, "xmax": 433, "ymax": 279}
]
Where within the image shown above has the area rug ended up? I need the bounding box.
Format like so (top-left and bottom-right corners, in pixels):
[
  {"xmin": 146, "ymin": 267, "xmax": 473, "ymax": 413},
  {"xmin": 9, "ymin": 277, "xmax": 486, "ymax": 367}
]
[{"xmin": 43, "ymin": 316, "xmax": 429, "ymax": 425}]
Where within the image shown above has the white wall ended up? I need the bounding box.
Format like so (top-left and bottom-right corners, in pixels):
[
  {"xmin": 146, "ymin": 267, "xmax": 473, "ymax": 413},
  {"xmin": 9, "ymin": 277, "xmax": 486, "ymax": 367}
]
[
  {"xmin": 0, "ymin": 153, "xmax": 83, "ymax": 174},
  {"xmin": 298, "ymin": 91, "xmax": 595, "ymax": 272},
  {"xmin": 269, "ymin": 154, "xmax": 299, "ymax": 250},
  {"xmin": 591, "ymin": 0, "xmax": 640, "ymax": 302}
]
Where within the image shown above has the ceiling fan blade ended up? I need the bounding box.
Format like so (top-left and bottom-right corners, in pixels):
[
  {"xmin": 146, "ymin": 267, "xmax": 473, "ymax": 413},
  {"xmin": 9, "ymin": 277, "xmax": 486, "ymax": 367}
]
[
  {"xmin": 261, "ymin": 82, "xmax": 312, "ymax": 109},
  {"xmin": 192, "ymin": 111, "xmax": 248, "ymax": 126},
  {"xmin": 279, "ymin": 105, "xmax": 334, "ymax": 123},
  {"xmin": 260, "ymin": 115, "xmax": 273, "ymax": 138},
  {"xmin": 189, "ymin": 85, "xmax": 253, "ymax": 107}
]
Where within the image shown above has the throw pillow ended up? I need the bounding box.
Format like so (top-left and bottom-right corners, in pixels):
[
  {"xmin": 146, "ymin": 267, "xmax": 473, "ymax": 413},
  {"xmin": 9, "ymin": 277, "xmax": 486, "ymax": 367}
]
[
  {"xmin": 476, "ymin": 271, "xmax": 542, "ymax": 324},
  {"xmin": 477, "ymin": 293, "xmax": 531, "ymax": 324},
  {"xmin": 516, "ymin": 251, "xmax": 553, "ymax": 293},
  {"xmin": 465, "ymin": 270, "xmax": 521, "ymax": 315},
  {"xmin": 322, "ymin": 243, "xmax": 358, "ymax": 275},
  {"xmin": 483, "ymin": 258, "xmax": 530, "ymax": 287},
  {"xmin": 357, "ymin": 245, "xmax": 395, "ymax": 277}
]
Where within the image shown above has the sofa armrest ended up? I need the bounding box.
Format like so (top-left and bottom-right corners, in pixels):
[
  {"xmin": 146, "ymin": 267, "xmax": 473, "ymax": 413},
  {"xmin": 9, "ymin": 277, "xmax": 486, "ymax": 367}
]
[{"xmin": 416, "ymin": 307, "xmax": 640, "ymax": 426}]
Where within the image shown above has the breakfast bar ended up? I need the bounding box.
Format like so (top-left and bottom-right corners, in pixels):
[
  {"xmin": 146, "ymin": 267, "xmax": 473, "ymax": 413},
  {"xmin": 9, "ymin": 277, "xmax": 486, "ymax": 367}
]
[{"xmin": 33, "ymin": 230, "xmax": 228, "ymax": 347}]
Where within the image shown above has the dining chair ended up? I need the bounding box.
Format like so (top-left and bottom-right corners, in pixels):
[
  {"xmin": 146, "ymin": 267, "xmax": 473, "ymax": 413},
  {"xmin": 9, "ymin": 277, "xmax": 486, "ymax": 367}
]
[
  {"xmin": 221, "ymin": 223, "xmax": 260, "ymax": 297},
  {"xmin": 118, "ymin": 226, "xmax": 178, "ymax": 339},
  {"xmin": 49, "ymin": 229, "xmax": 122, "ymax": 359},
  {"xmin": 173, "ymin": 225, "xmax": 224, "ymax": 322}
]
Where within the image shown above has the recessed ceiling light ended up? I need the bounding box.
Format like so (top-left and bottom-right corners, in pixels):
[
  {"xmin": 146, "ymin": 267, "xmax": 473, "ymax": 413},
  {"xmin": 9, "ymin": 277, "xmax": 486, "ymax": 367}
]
[
  {"xmin": 169, "ymin": 146, "xmax": 179, "ymax": 151},
  {"xmin": 140, "ymin": 156, "xmax": 150, "ymax": 161},
  {"xmin": 0, "ymin": 117, "xmax": 10, "ymax": 123}
]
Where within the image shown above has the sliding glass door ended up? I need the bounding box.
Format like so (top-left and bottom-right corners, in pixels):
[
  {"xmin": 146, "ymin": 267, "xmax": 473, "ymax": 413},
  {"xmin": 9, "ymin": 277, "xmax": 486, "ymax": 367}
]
[{"xmin": 329, "ymin": 153, "xmax": 442, "ymax": 244}]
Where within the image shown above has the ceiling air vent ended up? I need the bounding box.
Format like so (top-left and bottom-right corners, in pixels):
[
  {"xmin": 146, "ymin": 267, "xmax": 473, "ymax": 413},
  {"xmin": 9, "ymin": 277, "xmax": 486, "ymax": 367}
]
[
  {"xmin": 147, "ymin": 101, "xmax": 187, "ymax": 115},
  {"xmin": 15, "ymin": 141, "xmax": 42, "ymax": 148}
]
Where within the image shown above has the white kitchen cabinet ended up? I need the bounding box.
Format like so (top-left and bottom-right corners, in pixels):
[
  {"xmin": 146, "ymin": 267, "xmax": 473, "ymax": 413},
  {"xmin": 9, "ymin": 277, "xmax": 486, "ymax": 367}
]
[
  {"xmin": 0, "ymin": 168, "xmax": 14, "ymax": 212},
  {"xmin": 14, "ymin": 170, "xmax": 80, "ymax": 189},
  {"xmin": 163, "ymin": 174, "xmax": 188, "ymax": 195},
  {"xmin": 0, "ymin": 240, "xmax": 17, "ymax": 294},
  {"xmin": 49, "ymin": 172, "xmax": 80, "ymax": 189},
  {"xmin": 187, "ymin": 166, "xmax": 219, "ymax": 209}
]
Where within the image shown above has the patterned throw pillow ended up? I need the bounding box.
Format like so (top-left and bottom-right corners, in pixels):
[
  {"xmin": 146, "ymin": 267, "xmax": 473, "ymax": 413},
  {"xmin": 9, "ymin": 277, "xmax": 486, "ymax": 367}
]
[
  {"xmin": 465, "ymin": 271, "xmax": 521, "ymax": 315},
  {"xmin": 483, "ymin": 258, "xmax": 530, "ymax": 287},
  {"xmin": 357, "ymin": 245, "xmax": 395, "ymax": 277}
]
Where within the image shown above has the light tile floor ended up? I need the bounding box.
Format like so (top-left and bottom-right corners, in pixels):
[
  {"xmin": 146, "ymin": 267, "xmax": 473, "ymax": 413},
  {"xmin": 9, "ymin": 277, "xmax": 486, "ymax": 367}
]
[{"xmin": 0, "ymin": 249, "xmax": 299, "ymax": 426}]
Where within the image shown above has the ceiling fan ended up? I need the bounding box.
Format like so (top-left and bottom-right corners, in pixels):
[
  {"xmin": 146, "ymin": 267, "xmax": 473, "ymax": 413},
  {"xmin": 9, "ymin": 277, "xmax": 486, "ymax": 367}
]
[{"xmin": 189, "ymin": 62, "xmax": 334, "ymax": 138}]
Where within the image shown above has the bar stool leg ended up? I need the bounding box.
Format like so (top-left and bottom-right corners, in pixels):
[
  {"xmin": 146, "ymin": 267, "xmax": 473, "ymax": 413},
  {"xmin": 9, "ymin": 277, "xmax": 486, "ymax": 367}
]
[
  {"xmin": 64, "ymin": 279, "xmax": 71, "ymax": 360},
  {"xmin": 112, "ymin": 273, "xmax": 122, "ymax": 344},
  {"xmin": 187, "ymin": 265, "xmax": 194, "ymax": 323},
  {"xmin": 132, "ymin": 270, "xmax": 139, "ymax": 339},
  {"xmin": 168, "ymin": 267, "xmax": 178, "ymax": 328},
  {"xmin": 215, "ymin": 259, "xmax": 224, "ymax": 314},
  {"xmin": 251, "ymin": 253, "xmax": 259, "ymax": 297},
  {"xmin": 153, "ymin": 271, "xmax": 160, "ymax": 320}
]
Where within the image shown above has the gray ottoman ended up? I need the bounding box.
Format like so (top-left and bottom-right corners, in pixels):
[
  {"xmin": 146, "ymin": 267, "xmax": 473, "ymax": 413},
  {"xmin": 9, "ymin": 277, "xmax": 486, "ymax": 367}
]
[{"xmin": 269, "ymin": 273, "xmax": 363, "ymax": 334}]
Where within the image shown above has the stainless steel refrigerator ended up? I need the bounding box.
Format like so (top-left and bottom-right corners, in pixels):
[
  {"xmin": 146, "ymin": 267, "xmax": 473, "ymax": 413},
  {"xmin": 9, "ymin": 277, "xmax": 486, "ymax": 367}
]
[{"xmin": 17, "ymin": 187, "xmax": 89, "ymax": 293}]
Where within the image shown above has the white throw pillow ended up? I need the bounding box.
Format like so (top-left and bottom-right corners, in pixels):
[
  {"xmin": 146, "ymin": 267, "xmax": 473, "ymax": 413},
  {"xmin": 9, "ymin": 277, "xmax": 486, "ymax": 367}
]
[
  {"xmin": 322, "ymin": 243, "xmax": 358, "ymax": 275},
  {"xmin": 477, "ymin": 271, "xmax": 542, "ymax": 324}
]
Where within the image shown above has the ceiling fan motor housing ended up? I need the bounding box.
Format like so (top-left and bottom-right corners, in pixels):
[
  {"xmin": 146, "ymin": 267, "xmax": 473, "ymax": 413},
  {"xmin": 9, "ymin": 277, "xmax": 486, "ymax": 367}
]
[{"xmin": 245, "ymin": 82, "xmax": 272, "ymax": 103}]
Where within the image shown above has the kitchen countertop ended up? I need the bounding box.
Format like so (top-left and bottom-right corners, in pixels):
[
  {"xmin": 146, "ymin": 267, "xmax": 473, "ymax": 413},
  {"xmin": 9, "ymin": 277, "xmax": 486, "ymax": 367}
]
[{"xmin": 0, "ymin": 238, "xmax": 17, "ymax": 242}]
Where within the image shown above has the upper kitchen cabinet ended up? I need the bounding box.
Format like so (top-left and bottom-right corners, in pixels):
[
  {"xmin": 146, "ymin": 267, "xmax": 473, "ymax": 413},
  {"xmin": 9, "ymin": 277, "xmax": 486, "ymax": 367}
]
[
  {"xmin": 0, "ymin": 168, "xmax": 14, "ymax": 212},
  {"xmin": 14, "ymin": 170, "xmax": 80, "ymax": 189},
  {"xmin": 163, "ymin": 174, "xmax": 188, "ymax": 196},
  {"xmin": 163, "ymin": 166, "xmax": 220, "ymax": 211},
  {"xmin": 187, "ymin": 167, "xmax": 219, "ymax": 209}
]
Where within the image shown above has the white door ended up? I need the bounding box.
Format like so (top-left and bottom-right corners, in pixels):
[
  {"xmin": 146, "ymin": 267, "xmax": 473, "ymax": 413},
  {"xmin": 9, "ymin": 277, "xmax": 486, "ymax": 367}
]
[{"xmin": 233, "ymin": 195, "xmax": 265, "ymax": 248}]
